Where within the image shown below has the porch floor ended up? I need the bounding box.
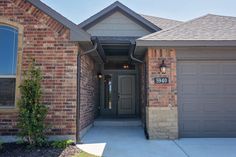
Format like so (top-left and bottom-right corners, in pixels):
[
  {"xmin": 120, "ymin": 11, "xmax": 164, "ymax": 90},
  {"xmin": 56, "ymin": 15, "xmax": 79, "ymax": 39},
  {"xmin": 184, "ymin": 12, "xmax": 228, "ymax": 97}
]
[
  {"xmin": 77, "ymin": 126, "xmax": 236, "ymax": 157},
  {"xmin": 78, "ymin": 126, "xmax": 185, "ymax": 157}
]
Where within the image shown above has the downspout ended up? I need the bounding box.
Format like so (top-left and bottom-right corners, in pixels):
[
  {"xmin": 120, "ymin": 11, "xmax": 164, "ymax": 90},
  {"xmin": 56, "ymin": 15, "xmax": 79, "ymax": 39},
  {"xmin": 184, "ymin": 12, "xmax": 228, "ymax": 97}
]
[
  {"xmin": 130, "ymin": 40, "xmax": 143, "ymax": 63},
  {"xmin": 129, "ymin": 40, "xmax": 149, "ymax": 139},
  {"xmin": 76, "ymin": 43, "xmax": 97, "ymax": 143}
]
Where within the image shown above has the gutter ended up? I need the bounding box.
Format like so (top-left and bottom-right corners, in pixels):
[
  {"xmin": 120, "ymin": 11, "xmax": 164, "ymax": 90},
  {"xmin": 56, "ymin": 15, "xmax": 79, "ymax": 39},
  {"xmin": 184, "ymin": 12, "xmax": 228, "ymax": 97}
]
[
  {"xmin": 129, "ymin": 40, "xmax": 143, "ymax": 63},
  {"xmin": 136, "ymin": 40, "xmax": 236, "ymax": 47},
  {"xmin": 76, "ymin": 43, "xmax": 98, "ymax": 143},
  {"xmin": 129, "ymin": 40, "xmax": 149, "ymax": 139}
]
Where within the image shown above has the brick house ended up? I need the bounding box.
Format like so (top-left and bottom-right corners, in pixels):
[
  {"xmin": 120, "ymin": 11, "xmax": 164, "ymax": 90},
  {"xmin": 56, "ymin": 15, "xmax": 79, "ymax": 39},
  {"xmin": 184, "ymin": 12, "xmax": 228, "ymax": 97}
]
[{"xmin": 1, "ymin": 0, "xmax": 236, "ymax": 142}]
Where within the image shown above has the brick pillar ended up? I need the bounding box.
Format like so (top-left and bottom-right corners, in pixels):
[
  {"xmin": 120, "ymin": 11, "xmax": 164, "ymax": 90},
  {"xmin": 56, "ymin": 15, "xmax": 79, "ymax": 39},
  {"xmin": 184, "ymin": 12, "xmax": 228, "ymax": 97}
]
[{"xmin": 146, "ymin": 48, "xmax": 178, "ymax": 139}]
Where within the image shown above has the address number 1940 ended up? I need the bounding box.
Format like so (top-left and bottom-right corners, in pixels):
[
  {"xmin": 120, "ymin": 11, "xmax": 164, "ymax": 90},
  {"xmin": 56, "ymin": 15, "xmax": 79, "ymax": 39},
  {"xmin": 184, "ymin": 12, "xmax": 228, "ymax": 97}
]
[{"xmin": 154, "ymin": 77, "xmax": 169, "ymax": 84}]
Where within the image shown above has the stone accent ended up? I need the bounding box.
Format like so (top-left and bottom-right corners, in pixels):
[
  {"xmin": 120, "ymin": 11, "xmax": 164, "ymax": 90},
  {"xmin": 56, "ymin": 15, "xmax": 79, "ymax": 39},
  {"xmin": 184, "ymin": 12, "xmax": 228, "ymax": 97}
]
[
  {"xmin": 145, "ymin": 48, "xmax": 178, "ymax": 139},
  {"xmin": 146, "ymin": 107, "xmax": 178, "ymax": 139}
]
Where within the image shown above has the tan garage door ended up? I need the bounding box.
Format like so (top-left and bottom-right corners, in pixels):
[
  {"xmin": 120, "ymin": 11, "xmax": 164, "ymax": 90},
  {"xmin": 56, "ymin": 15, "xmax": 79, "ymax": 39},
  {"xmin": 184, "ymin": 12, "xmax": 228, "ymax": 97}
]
[{"xmin": 178, "ymin": 61, "xmax": 236, "ymax": 137}]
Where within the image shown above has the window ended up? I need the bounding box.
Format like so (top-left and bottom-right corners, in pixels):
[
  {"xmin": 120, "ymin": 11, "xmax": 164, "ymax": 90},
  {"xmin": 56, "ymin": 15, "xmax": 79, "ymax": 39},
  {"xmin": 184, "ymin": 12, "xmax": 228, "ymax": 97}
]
[
  {"xmin": 104, "ymin": 75, "xmax": 112, "ymax": 109},
  {"xmin": 0, "ymin": 25, "xmax": 18, "ymax": 107}
]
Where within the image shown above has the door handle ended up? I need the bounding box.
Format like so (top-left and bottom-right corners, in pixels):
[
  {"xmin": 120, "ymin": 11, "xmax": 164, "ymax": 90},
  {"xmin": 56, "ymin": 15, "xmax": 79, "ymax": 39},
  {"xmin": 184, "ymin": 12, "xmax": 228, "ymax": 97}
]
[{"xmin": 118, "ymin": 93, "xmax": 120, "ymax": 100}]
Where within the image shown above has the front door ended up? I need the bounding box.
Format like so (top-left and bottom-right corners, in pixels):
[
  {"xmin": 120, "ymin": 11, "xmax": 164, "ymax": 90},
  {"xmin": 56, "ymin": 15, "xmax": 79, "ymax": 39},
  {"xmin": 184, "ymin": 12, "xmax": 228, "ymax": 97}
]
[
  {"xmin": 118, "ymin": 75, "xmax": 135, "ymax": 115},
  {"xmin": 101, "ymin": 73, "xmax": 136, "ymax": 117}
]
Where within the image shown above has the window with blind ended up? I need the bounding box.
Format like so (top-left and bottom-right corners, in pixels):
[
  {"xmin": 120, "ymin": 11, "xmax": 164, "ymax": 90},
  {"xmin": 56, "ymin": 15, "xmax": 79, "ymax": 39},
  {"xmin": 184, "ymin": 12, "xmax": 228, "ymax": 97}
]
[{"xmin": 0, "ymin": 25, "xmax": 18, "ymax": 107}]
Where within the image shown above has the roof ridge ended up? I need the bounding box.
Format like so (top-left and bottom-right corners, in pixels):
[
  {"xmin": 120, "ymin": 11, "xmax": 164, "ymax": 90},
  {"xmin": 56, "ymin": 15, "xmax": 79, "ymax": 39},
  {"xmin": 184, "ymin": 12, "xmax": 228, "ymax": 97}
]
[
  {"xmin": 140, "ymin": 14, "xmax": 210, "ymax": 40},
  {"xmin": 207, "ymin": 13, "xmax": 236, "ymax": 18},
  {"xmin": 140, "ymin": 14, "xmax": 183, "ymax": 22}
]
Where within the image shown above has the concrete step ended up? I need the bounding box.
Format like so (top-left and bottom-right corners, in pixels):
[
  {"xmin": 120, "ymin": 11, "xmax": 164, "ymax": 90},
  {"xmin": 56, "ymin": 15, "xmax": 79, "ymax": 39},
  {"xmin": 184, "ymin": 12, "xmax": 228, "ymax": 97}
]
[{"xmin": 94, "ymin": 119, "xmax": 142, "ymax": 127}]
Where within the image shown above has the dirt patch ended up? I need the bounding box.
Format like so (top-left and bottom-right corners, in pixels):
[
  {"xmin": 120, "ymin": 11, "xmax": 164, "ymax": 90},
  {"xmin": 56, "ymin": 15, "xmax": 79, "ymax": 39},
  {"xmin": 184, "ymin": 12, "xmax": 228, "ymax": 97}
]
[{"xmin": 0, "ymin": 143, "xmax": 80, "ymax": 157}]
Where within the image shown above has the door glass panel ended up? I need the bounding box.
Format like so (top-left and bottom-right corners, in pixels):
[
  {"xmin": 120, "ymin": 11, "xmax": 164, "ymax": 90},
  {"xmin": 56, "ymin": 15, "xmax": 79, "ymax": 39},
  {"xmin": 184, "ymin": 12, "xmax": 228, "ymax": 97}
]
[{"xmin": 104, "ymin": 75, "xmax": 112, "ymax": 109}]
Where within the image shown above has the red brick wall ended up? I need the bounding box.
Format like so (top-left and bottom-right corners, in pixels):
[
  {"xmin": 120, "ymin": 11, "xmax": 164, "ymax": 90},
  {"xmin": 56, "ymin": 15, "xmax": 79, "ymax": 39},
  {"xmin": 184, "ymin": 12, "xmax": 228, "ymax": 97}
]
[
  {"xmin": 80, "ymin": 55, "xmax": 99, "ymax": 130},
  {"xmin": 146, "ymin": 48, "xmax": 177, "ymax": 107},
  {"xmin": 0, "ymin": 0, "xmax": 80, "ymax": 136}
]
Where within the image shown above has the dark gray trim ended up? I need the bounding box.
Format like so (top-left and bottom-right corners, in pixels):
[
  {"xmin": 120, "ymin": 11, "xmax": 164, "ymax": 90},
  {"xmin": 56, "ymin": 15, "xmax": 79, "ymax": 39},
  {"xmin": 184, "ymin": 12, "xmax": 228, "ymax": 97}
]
[
  {"xmin": 129, "ymin": 40, "xmax": 143, "ymax": 63},
  {"xmin": 92, "ymin": 37, "xmax": 107, "ymax": 63},
  {"xmin": 79, "ymin": 1, "xmax": 161, "ymax": 32},
  {"xmin": 136, "ymin": 40, "xmax": 236, "ymax": 47},
  {"xmin": 97, "ymin": 36, "xmax": 136, "ymax": 45},
  {"xmin": 26, "ymin": 0, "xmax": 90, "ymax": 42}
]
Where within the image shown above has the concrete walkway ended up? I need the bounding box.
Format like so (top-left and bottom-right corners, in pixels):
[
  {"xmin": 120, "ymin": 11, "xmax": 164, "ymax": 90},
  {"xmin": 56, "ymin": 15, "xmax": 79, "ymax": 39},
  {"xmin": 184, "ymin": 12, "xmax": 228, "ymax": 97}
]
[{"xmin": 77, "ymin": 126, "xmax": 236, "ymax": 157}]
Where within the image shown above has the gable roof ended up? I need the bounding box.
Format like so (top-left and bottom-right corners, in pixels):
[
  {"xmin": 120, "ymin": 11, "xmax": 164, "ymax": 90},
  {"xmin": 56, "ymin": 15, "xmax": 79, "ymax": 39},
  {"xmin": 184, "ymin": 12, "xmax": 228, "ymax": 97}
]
[
  {"xmin": 26, "ymin": 0, "xmax": 90, "ymax": 42},
  {"xmin": 137, "ymin": 14, "xmax": 236, "ymax": 46},
  {"xmin": 140, "ymin": 14, "xmax": 183, "ymax": 30},
  {"xmin": 78, "ymin": 1, "xmax": 161, "ymax": 32}
]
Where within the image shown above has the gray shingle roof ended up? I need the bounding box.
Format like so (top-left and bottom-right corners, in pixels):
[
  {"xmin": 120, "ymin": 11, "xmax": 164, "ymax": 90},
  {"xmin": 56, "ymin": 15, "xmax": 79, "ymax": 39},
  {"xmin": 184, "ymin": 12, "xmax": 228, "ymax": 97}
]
[
  {"xmin": 140, "ymin": 14, "xmax": 183, "ymax": 30},
  {"xmin": 139, "ymin": 14, "xmax": 236, "ymax": 41}
]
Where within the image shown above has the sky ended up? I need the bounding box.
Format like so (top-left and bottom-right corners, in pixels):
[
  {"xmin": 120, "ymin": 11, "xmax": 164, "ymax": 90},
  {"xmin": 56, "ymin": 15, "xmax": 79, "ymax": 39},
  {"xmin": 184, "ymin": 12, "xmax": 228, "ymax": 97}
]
[{"xmin": 41, "ymin": 0, "xmax": 236, "ymax": 24}]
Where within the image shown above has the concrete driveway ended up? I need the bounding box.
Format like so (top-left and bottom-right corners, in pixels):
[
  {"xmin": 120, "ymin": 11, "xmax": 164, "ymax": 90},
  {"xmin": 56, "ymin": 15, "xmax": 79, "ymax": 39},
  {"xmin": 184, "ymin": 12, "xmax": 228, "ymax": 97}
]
[{"xmin": 77, "ymin": 126, "xmax": 236, "ymax": 157}]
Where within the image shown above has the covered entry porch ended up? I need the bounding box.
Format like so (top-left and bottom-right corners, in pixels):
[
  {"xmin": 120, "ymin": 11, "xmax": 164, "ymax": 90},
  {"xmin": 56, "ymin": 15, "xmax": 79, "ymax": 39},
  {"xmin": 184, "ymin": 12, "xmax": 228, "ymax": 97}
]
[
  {"xmin": 97, "ymin": 37, "xmax": 141, "ymax": 118},
  {"xmin": 78, "ymin": 36, "xmax": 146, "ymax": 139}
]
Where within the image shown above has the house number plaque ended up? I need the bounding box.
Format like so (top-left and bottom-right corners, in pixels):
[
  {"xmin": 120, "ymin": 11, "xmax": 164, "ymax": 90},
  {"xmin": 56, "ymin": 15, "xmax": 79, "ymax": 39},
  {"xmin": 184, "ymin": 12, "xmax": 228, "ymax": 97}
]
[{"xmin": 154, "ymin": 77, "xmax": 169, "ymax": 84}]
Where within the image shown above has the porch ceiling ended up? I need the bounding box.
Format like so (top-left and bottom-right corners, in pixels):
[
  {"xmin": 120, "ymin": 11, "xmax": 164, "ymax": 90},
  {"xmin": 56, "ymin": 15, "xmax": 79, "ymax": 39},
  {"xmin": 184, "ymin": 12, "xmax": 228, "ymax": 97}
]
[{"xmin": 95, "ymin": 36, "xmax": 134, "ymax": 57}]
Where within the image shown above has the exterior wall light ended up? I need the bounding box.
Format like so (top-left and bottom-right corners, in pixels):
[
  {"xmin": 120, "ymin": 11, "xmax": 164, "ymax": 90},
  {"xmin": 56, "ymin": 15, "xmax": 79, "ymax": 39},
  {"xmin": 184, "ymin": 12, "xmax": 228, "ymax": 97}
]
[
  {"xmin": 123, "ymin": 64, "xmax": 129, "ymax": 69},
  {"xmin": 160, "ymin": 60, "xmax": 167, "ymax": 74},
  {"xmin": 97, "ymin": 73, "xmax": 103, "ymax": 79}
]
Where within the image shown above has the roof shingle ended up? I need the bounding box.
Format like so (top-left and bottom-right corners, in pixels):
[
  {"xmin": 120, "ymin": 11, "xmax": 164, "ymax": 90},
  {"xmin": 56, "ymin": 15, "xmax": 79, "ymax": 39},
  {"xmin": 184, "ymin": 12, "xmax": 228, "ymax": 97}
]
[
  {"xmin": 140, "ymin": 14, "xmax": 183, "ymax": 30},
  {"xmin": 139, "ymin": 14, "xmax": 236, "ymax": 41}
]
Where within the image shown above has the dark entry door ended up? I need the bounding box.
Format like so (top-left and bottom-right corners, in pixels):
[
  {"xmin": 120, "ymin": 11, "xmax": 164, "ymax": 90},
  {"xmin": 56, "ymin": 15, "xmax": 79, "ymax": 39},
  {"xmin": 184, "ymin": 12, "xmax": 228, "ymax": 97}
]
[{"xmin": 118, "ymin": 75, "xmax": 135, "ymax": 115}]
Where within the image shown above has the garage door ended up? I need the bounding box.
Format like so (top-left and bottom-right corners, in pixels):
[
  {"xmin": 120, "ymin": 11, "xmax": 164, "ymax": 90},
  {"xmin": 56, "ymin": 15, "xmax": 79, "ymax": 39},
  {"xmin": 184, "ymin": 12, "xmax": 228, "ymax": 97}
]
[{"xmin": 178, "ymin": 61, "xmax": 236, "ymax": 137}]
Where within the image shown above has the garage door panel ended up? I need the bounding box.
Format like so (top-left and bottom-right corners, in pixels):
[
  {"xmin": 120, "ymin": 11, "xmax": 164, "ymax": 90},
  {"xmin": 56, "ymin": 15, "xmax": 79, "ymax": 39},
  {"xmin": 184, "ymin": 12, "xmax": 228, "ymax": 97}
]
[
  {"xmin": 182, "ymin": 99, "xmax": 201, "ymax": 112},
  {"xmin": 182, "ymin": 120, "xmax": 200, "ymax": 132},
  {"xmin": 225, "ymin": 107, "xmax": 236, "ymax": 112},
  {"xmin": 200, "ymin": 83, "xmax": 221, "ymax": 94},
  {"xmin": 178, "ymin": 60, "xmax": 236, "ymax": 137},
  {"xmin": 182, "ymin": 84, "xmax": 198, "ymax": 94},
  {"xmin": 180, "ymin": 63, "xmax": 198, "ymax": 74},
  {"xmin": 200, "ymin": 63, "xmax": 219, "ymax": 74},
  {"xmin": 223, "ymin": 84, "xmax": 236, "ymax": 94},
  {"xmin": 203, "ymin": 120, "xmax": 224, "ymax": 131},
  {"xmin": 203, "ymin": 102, "xmax": 223, "ymax": 112},
  {"xmin": 222, "ymin": 64, "xmax": 236, "ymax": 74},
  {"xmin": 225, "ymin": 121, "xmax": 236, "ymax": 131}
]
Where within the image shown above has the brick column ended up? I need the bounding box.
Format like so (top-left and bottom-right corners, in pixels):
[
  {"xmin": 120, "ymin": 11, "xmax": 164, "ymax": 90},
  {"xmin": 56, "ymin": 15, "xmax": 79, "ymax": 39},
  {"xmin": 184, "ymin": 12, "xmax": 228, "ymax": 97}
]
[{"xmin": 146, "ymin": 48, "xmax": 178, "ymax": 139}]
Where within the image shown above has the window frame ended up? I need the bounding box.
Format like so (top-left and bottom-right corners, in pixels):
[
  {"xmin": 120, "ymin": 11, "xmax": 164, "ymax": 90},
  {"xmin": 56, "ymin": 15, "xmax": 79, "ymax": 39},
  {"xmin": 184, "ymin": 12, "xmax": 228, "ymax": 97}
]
[{"xmin": 0, "ymin": 18, "xmax": 23, "ymax": 111}]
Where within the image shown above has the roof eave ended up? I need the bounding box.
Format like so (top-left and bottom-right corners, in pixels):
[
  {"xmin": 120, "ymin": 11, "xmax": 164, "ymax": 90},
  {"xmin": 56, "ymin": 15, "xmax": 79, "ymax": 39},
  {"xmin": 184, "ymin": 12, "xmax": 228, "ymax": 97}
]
[
  {"xmin": 136, "ymin": 40, "xmax": 236, "ymax": 47},
  {"xmin": 27, "ymin": 0, "xmax": 91, "ymax": 42}
]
